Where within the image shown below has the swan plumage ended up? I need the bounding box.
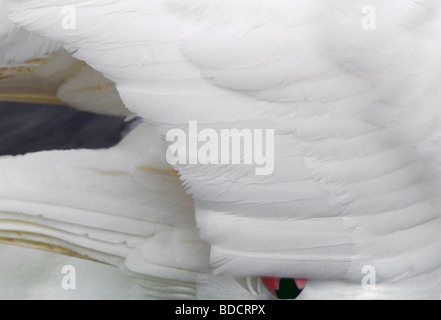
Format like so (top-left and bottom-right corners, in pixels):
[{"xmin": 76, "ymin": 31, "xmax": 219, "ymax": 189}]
[{"xmin": 1, "ymin": 0, "xmax": 441, "ymax": 299}]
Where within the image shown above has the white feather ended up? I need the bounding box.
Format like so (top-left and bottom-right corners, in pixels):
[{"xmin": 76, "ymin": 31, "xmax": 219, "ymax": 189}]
[{"xmin": 2, "ymin": 0, "xmax": 441, "ymax": 299}]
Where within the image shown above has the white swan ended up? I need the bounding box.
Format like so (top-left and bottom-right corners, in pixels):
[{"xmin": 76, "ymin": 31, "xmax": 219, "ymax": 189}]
[{"xmin": 1, "ymin": 0, "xmax": 441, "ymax": 299}]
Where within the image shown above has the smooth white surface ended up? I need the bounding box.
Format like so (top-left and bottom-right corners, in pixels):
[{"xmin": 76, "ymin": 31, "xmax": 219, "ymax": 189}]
[{"xmin": 0, "ymin": 243, "xmax": 146, "ymax": 299}]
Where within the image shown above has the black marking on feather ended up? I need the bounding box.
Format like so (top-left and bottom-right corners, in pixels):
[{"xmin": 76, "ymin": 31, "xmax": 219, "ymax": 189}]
[{"xmin": 0, "ymin": 101, "xmax": 135, "ymax": 156}]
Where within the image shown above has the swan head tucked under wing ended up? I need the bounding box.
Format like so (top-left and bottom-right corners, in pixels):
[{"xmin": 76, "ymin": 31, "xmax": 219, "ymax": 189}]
[{"xmin": 0, "ymin": 0, "xmax": 441, "ymax": 300}]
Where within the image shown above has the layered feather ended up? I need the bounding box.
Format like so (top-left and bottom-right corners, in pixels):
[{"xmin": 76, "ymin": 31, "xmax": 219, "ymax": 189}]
[{"xmin": 3, "ymin": 0, "xmax": 441, "ymax": 299}]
